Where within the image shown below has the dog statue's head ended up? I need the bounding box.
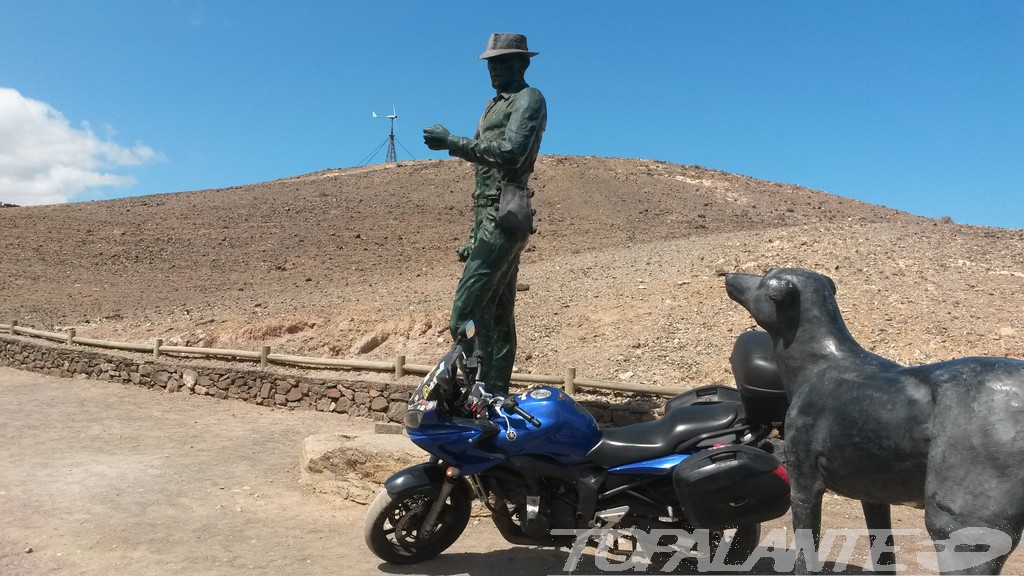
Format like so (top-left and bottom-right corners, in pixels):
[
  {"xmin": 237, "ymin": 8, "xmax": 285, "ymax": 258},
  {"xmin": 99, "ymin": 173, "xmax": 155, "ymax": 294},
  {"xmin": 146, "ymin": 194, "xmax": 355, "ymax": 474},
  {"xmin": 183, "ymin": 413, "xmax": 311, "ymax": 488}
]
[{"xmin": 726, "ymin": 268, "xmax": 839, "ymax": 341}]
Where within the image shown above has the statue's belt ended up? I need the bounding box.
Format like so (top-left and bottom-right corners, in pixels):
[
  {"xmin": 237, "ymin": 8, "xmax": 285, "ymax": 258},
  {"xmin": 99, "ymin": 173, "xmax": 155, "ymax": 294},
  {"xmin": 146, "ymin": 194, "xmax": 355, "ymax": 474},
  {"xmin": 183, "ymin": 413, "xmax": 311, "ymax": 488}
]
[
  {"xmin": 473, "ymin": 194, "xmax": 500, "ymax": 208},
  {"xmin": 474, "ymin": 182, "xmax": 530, "ymax": 208}
]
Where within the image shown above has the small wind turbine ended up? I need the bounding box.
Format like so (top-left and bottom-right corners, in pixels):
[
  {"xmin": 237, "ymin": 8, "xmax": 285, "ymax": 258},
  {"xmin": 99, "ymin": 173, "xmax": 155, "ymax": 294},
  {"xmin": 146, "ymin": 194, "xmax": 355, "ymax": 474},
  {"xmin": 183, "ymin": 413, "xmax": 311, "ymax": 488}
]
[
  {"xmin": 359, "ymin": 105, "xmax": 413, "ymax": 166},
  {"xmin": 372, "ymin": 105, "xmax": 399, "ymax": 163}
]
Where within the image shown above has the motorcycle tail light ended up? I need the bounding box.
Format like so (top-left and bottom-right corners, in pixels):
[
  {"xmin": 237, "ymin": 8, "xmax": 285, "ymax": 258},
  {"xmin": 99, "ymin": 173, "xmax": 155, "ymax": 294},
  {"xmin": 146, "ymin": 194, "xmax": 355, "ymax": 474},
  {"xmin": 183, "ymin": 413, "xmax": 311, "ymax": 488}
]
[{"xmin": 772, "ymin": 464, "xmax": 790, "ymax": 485}]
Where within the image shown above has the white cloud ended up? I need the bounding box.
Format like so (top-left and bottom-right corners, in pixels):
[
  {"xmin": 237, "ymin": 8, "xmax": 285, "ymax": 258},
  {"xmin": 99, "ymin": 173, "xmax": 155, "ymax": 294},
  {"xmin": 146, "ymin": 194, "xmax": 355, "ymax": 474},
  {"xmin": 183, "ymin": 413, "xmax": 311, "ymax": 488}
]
[{"xmin": 0, "ymin": 87, "xmax": 159, "ymax": 206}]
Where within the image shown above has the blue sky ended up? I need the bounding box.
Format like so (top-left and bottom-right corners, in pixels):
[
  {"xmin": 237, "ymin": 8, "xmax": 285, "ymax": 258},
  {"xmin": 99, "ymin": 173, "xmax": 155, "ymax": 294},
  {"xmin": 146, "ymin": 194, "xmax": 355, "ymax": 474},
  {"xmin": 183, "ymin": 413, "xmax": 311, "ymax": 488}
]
[{"xmin": 1, "ymin": 1, "xmax": 1021, "ymax": 229}]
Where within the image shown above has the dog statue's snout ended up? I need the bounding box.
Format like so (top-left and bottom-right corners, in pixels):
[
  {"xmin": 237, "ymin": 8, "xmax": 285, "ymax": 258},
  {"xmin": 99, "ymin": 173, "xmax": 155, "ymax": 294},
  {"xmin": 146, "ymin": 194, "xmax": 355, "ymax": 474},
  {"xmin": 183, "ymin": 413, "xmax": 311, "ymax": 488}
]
[{"xmin": 725, "ymin": 272, "xmax": 762, "ymax": 306}]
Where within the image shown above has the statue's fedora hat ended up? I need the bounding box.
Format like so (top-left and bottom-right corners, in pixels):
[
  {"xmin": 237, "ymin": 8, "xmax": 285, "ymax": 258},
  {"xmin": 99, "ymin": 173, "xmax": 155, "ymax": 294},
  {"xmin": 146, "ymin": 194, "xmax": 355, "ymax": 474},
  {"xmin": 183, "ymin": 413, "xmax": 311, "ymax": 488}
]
[{"xmin": 479, "ymin": 33, "xmax": 538, "ymax": 60}]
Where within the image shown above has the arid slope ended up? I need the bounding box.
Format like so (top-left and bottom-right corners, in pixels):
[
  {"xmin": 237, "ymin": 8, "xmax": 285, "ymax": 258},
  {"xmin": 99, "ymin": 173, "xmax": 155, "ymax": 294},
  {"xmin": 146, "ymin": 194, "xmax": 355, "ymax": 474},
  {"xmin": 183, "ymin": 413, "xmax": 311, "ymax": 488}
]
[{"xmin": 2, "ymin": 155, "xmax": 1021, "ymax": 387}]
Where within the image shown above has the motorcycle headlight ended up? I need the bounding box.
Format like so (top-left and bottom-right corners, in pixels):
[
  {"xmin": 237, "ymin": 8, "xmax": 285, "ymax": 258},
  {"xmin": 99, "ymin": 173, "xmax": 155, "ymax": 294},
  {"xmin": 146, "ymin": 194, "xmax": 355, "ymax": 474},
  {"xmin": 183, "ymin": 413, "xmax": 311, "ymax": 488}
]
[{"xmin": 404, "ymin": 408, "xmax": 423, "ymax": 429}]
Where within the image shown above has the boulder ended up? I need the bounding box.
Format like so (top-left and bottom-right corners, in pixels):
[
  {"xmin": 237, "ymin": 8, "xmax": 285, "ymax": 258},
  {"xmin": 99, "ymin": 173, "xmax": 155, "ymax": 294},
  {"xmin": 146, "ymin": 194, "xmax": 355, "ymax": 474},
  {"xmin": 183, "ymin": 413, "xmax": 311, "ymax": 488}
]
[{"xmin": 300, "ymin": 433, "xmax": 423, "ymax": 505}]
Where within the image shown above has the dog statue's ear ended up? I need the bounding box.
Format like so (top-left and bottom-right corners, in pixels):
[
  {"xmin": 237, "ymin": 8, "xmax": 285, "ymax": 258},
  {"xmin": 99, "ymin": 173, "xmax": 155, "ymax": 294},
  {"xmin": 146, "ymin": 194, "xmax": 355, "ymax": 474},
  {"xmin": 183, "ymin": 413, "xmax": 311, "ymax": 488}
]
[{"xmin": 767, "ymin": 277, "xmax": 796, "ymax": 304}]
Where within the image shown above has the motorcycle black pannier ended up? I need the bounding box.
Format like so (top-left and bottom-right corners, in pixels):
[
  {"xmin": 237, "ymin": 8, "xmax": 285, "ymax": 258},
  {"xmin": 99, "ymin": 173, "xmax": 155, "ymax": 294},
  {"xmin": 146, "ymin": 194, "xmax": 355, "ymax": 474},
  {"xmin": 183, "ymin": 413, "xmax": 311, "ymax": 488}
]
[
  {"xmin": 730, "ymin": 331, "xmax": 789, "ymax": 427},
  {"xmin": 673, "ymin": 444, "xmax": 791, "ymax": 529}
]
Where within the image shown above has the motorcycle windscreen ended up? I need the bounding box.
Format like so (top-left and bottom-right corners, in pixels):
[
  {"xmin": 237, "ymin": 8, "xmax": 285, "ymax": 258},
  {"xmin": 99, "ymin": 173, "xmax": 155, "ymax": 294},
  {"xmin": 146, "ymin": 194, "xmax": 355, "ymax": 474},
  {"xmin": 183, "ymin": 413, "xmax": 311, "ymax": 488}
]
[{"xmin": 673, "ymin": 444, "xmax": 791, "ymax": 529}]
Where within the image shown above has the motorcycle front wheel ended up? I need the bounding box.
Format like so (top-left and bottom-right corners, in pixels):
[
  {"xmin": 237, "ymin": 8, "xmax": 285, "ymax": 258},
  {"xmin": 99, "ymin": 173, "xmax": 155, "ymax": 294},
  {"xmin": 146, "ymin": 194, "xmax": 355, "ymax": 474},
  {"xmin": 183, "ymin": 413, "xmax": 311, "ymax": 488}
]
[{"xmin": 363, "ymin": 484, "xmax": 472, "ymax": 564}]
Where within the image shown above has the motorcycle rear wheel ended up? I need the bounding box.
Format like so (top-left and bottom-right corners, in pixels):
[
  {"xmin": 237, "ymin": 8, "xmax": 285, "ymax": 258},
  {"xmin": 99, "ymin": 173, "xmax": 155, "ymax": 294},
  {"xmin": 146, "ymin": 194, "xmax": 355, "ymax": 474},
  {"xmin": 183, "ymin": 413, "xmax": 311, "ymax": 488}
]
[{"xmin": 364, "ymin": 484, "xmax": 472, "ymax": 564}]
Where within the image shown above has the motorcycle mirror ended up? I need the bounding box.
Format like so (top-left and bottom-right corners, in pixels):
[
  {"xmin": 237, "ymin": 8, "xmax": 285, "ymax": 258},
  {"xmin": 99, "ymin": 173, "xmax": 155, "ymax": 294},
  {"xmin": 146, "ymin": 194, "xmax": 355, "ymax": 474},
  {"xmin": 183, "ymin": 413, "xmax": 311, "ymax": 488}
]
[{"xmin": 463, "ymin": 320, "xmax": 476, "ymax": 339}]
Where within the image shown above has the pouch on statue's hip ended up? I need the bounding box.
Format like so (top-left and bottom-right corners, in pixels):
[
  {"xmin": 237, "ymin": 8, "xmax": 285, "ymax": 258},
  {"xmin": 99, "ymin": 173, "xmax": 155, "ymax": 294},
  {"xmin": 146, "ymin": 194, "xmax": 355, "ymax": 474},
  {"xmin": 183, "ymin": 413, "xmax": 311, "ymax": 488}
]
[{"xmin": 497, "ymin": 181, "xmax": 535, "ymax": 234}]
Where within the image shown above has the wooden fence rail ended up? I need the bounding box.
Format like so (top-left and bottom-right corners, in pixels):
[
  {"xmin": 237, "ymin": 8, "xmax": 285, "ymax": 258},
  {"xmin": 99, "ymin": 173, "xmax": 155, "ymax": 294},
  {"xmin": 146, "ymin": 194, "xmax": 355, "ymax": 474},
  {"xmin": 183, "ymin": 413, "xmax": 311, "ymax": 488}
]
[{"xmin": 0, "ymin": 321, "xmax": 686, "ymax": 397}]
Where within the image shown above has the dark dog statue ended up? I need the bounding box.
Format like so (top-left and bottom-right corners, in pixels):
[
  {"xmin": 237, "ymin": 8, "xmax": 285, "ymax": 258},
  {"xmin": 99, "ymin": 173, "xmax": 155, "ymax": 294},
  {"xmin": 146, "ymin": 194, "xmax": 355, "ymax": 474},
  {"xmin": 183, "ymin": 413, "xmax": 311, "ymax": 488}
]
[{"xmin": 726, "ymin": 268, "xmax": 1024, "ymax": 575}]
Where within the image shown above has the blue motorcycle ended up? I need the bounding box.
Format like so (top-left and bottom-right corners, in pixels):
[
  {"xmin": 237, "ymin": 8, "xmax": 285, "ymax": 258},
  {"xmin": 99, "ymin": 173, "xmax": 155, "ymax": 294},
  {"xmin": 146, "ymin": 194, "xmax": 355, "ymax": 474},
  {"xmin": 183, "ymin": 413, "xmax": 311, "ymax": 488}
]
[{"xmin": 364, "ymin": 321, "xmax": 791, "ymax": 567}]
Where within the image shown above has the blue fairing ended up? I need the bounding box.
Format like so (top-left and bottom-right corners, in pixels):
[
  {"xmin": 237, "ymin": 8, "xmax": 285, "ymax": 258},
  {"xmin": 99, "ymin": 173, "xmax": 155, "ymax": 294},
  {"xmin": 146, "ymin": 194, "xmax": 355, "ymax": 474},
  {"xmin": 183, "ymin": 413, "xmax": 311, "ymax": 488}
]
[
  {"xmin": 608, "ymin": 452, "xmax": 691, "ymax": 475},
  {"xmin": 407, "ymin": 387, "xmax": 601, "ymax": 474},
  {"xmin": 489, "ymin": 387, "xmax": 601, "ymax": 464},
  {"xmin": 408, "ymin": 420, "xmax": 506, "ymax": 475}
]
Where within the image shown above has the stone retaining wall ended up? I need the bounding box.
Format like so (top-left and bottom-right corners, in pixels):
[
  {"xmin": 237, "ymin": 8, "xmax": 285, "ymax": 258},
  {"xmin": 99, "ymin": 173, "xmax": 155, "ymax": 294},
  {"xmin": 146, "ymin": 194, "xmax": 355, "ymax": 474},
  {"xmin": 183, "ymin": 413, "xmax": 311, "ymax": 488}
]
[
  {"xmin": 0, "ymin": 334, "xmax": 414, "ymax": 422},
  {"xmin": 0, "ymin": 334, "xmax": 658, "ymax": 425}
]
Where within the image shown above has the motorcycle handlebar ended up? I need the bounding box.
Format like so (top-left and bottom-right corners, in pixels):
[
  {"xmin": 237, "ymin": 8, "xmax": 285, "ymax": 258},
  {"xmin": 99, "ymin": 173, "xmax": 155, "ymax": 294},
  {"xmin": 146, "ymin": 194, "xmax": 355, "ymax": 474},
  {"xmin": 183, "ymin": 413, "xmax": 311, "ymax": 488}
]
[
  {"xmin": 502, "ymin": 398, "xmax": 541, "ymax": 428},
  {"xmin": 516, "ymin": 406, "xmax": 542, "ymax": 428}
]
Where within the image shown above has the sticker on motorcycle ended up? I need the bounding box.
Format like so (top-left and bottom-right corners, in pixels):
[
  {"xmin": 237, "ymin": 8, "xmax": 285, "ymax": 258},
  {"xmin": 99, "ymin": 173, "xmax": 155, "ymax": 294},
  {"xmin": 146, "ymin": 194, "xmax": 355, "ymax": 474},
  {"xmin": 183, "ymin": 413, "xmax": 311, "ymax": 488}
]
[{"xmin": 415, "ymin": 362, "xmax": 443, "ymax": 402}]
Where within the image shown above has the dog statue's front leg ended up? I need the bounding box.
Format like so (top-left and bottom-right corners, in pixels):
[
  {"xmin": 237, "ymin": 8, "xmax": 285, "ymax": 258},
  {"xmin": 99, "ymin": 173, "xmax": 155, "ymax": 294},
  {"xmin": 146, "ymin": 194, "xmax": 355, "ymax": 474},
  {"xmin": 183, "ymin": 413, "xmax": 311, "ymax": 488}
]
[
  {"xmin": 785, "ymin": 421, "xmax": 828, "ymax": 574},
  {"xmin": 791, "ymin": 484, "xmax": 825, "ymax": 574},
  {"xmin": 787, "ymin": 439, "xmax": 826, "ymax": 574},
  {"xmin": 862, "ymin": 501, "xmax": 897, "ymax": 575}
]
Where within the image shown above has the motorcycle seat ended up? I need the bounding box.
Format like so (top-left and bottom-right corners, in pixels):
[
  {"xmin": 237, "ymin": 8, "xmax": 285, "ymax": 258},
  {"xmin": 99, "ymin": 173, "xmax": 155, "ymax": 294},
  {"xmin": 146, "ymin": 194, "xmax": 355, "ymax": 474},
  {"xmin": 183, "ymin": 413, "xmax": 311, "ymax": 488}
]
[{"xmin": 586, "ymin": 402, "xmax": 741, "ymax": 468}]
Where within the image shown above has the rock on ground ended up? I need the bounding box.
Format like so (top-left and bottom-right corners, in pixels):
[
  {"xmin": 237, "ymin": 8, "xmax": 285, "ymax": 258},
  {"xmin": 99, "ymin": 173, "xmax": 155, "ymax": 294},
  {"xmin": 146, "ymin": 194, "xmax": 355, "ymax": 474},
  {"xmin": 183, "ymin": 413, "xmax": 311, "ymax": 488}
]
[{"xmin": 301, "ymin": 432, "xmax": 425, "ymax": 504}]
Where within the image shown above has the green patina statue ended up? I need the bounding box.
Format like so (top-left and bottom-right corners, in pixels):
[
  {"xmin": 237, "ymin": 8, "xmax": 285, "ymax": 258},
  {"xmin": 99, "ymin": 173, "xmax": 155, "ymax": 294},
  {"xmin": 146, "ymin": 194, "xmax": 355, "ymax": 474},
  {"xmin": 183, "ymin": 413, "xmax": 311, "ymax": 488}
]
[{"xmin": 424, "ymin": 33, "xmax": 547, "ymax": 394}]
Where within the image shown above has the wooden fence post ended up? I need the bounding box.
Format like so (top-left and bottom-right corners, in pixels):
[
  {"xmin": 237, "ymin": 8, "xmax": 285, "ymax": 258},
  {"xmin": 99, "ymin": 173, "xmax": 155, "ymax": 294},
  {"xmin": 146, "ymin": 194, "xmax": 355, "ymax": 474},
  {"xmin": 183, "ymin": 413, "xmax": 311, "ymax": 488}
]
[
  {"xmin": 261, "ymin": 346, "xmax": 270, "ymax": 369},
  {"xmin": 153, "ymin": 338, "xmax": 162, "ymax": 359},
  {"xmin": 67, "ymin": 328, "xmax": 76, "ymax": 345},
  {"xmin": 564, "ymin": 367, "xmax": 576, "ymax": 395},
  {"xmin": 395, "ymin": 354, "xmax": 406, "ymax": 378}
]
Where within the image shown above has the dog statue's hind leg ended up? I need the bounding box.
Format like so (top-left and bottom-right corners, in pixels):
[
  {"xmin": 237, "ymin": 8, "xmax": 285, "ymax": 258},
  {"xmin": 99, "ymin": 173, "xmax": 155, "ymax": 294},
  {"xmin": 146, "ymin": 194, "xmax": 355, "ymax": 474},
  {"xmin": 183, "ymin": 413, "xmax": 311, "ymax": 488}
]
[
  {"xmin": 862, "ymin": 501, "xmax": 896, "ymax": 575},
  {"xmin": 923, "ymin": 427, "xmax": 1023, "ymax": 573},
  {"xmin": 924, "ymin": 500, "xmax": 1019, "ymax": 575},
  {"xmin": 922, "ymin": 388, "xmax": 1024, "ymax": 574}
]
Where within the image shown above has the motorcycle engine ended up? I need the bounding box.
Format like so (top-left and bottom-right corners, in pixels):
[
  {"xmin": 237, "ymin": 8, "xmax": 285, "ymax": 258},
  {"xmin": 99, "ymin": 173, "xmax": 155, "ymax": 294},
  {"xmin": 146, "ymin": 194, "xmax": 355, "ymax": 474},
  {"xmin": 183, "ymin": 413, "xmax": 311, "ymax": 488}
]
[
  {"xmin": 520, "ymin": 495, "xmax": 551, "ymax": 540},
  {"xmin": 491, "ymin": 477, "xmax": 577, "ymax": 542}
]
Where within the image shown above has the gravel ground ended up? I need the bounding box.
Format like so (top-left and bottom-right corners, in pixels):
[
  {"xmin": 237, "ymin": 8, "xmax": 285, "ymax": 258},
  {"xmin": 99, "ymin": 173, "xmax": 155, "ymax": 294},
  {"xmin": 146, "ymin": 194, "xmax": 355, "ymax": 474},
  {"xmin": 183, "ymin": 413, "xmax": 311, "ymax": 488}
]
[
  {"xmin": 3, "ymin": 368, "xmax": 1023, "ymax": 575},
  {"xmin": 0, "ymin": 368, "xmax": 573, "ymax": 576}
]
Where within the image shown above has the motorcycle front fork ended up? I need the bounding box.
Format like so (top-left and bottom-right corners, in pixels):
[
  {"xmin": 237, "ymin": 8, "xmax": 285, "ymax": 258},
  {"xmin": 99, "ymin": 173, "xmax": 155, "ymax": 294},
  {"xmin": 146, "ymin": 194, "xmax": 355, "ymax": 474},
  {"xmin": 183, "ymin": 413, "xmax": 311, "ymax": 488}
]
[{"xmin": 419, "ymin": 465, "xmax": 480, "ymax": 537}]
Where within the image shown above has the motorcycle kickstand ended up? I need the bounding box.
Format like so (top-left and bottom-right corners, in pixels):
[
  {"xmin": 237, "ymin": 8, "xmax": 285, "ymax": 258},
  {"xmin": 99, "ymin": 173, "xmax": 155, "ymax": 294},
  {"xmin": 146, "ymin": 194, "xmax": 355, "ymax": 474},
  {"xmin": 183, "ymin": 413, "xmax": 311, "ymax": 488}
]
[{"xmin": 419, "ymin": 473, "xmax": 459, "ymax": 537}]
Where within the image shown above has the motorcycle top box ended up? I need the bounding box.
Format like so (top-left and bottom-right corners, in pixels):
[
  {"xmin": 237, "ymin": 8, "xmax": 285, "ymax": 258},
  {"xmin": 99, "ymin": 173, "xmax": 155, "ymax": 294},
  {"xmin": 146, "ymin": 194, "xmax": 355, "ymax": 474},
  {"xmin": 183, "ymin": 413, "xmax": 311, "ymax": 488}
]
[{"xmin": 730, "ymin": 330, "xmax": 789, "ymax": 427}]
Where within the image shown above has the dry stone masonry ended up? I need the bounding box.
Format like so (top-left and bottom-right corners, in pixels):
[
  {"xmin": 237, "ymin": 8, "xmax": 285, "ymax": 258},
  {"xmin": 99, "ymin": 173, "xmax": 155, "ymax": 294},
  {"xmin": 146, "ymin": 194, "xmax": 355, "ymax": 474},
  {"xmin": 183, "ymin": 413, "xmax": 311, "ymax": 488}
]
[
  {"xmin": 0, "ymin": 334, "xmax": 413, "ymax": 422},
  {"xmin": 0, "ymin": 334, "xmax": 656, "ymax": 426}
]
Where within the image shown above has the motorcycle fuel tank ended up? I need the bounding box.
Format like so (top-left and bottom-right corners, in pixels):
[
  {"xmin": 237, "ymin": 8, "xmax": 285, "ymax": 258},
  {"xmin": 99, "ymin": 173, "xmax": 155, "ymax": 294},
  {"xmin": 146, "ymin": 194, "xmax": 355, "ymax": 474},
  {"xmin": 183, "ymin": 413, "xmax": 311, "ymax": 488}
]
[{"xmin": 490, "ymin": 387, "xmax": 601, "ymax": 463}]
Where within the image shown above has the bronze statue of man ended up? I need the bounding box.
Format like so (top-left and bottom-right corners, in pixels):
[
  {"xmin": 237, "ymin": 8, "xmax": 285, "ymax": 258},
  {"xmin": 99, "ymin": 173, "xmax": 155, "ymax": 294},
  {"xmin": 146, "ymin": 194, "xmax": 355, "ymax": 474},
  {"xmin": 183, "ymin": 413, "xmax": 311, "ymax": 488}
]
[{"xmin": 424, "ymin": 33, "xmax": 547, "ymax": 394}]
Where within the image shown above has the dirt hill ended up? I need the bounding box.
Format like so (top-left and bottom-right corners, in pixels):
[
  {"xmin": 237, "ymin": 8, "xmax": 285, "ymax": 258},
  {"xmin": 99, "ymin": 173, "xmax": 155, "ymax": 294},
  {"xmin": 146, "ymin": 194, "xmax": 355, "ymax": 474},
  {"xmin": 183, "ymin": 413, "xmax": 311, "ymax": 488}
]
[{"xmin": 2, "ymin": 155, "xmax": 1022, "ymax": 388}]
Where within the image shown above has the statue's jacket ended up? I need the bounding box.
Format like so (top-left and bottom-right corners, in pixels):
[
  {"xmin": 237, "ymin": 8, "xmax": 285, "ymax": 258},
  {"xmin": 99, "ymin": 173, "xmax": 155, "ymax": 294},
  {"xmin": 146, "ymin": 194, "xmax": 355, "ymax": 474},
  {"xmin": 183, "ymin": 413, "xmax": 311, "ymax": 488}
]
[{"xmin": 447, "ymin": 82, "xmax": 547, "ymax": 244}]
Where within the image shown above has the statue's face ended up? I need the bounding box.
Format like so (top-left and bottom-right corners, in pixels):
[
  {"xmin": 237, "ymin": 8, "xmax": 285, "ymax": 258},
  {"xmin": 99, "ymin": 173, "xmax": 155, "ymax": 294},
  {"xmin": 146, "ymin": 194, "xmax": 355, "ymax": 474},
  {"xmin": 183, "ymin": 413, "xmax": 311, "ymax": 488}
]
[{"xmin": 487, "ymin": 56, "xmax": 526, "ymax": 91}]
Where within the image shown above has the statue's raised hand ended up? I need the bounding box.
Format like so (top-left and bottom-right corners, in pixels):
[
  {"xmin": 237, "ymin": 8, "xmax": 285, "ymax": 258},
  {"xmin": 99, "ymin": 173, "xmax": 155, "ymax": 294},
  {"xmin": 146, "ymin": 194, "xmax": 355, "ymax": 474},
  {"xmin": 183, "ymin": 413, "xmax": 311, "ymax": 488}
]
[{"xmin": 423, "ymin": 124, "xmax": 452, "ymax": 150}]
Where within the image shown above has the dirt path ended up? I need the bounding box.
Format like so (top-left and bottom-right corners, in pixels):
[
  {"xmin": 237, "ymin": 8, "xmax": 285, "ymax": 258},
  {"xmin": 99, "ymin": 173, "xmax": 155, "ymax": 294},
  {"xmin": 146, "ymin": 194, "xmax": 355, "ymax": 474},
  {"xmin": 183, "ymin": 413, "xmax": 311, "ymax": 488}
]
[
  {"xmin": 0, "ymin": 368, "xmax": 568, "ymax": 576},
  {"xmin": 3, "ymin": 368, "xmax": 1022, "ymax": 575}
]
